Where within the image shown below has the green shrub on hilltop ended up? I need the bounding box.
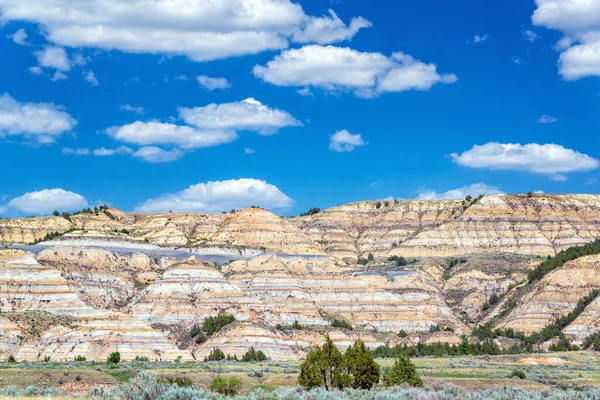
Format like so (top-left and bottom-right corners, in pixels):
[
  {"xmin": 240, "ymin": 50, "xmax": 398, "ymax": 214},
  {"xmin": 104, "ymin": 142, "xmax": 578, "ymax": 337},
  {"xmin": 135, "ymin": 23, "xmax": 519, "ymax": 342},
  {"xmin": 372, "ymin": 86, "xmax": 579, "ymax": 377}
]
[
  {"xmin": 202, "ymin": 314, "xmax": 235, "ymax": 336},
  {"xmin": 528, "ymin": 239, "xmax": 600, "ymax": 282}
]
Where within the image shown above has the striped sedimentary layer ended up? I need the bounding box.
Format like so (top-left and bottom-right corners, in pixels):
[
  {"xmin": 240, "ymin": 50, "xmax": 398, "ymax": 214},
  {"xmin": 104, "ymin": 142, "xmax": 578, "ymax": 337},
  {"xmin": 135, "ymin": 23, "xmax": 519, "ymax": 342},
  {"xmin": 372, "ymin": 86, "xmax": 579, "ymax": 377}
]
[
  {"xmin": 0, "ymin": 250, "xmax": 191, "ymax": 362},
  {"xmin": 496, "ymin": 255, "xmax": 600, "ymax": 334}
]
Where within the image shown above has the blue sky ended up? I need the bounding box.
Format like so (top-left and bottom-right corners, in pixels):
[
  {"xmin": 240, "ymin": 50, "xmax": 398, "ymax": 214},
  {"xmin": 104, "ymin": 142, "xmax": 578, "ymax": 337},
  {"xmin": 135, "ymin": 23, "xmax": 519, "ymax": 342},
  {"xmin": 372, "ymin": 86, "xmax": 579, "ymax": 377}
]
[{"xmin": 1, "ymin": 0, "xmax": 600, "ymax": 217}]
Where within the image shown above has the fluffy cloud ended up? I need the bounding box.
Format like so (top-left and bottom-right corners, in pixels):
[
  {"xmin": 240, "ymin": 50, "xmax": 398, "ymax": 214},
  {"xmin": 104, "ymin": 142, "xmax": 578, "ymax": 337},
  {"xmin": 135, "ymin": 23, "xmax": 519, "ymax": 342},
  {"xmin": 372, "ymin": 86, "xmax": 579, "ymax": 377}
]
[
  {"xmin": 9, "ymin": 28, "xmax": 27, "ymax": 45},
  {"xmin": 197, "ymin": 75, "xmax": 231, "ymax": 91},
  {"xmin": 133, "ymin": 146, "xmax": 184, "ymax": 163},
  {"xmin": 539, "ymin": 114, "xmax": 557, "ymax": 123},
  {"xmin": 93, "ymin": 146, "xmax": 134, "ymax": 156},
  {"xmin": 29, "ymin": 66, "xmax": 43, "ymax": 75},
  {"xmin": 253, "ymin": 45, "xmax": 457, "ymax": 97},
  {"xmin": 0, "ymin": 0, "xmax": 369, "ymax": 62},
  {"xmin": 329, "ymin": 129, "xmax": 367, "ymax": 152},
  {"xmin": 136, "ymin": 178, "xmax": 293, "ymax": 213},
  {"xmin": 532, "ymin": 0, "xmax": 600, "ymax": 79},
  {"xmin": 472, "ymin": 34, "xmax": 489, "ymax": 43},
  {"xmin": 84, "ymin": 70, "xmax": 99, "ymax": 86},
  {"xmin": 51, "ymin": 71, "xmax": 68, "ymax": 82},
  {"xmin": 178, "ymin": 98, "xmax": 301, "ymax": 134},
  {"xmin": 292, "ymin": 9, "xmax": 371, "ymax": 44},
  {"xmin": 523, "ymin": 29, "xmax": 539, "ymax": 42},
  {"xmin": 416, "ymin": 183, "xmax": 504, "ymax": 200},
  {"xmin": 62, "ymin": 147, "xmax": 91, "ymax": 156},
  {"xmin": 103, "ymin": 98, "xmax": 300, "ymax": 162},
  {"xmin": 121, "ymin": 104, "xmax": 145, "ymax": 115},
  {"xmin": 0, "ymin": 188, "xmax": 88, "ymax": 216},
  {"xmin": 244, "ymin": 148, "xmax": 256, "ymax": 154},
  {"xmin": 451, "ymin": 142, "xmax": 599, "ymax": 174},
  {"xmin": 106, "ymin": 121, "xmax": 238, "ymax": 149},
  {"xmin": 35, "ymin": 46, "xmax": 71, "ymax": 71},
  {"xmin": 0, "ymin": 93, "xmax": 77, "ymax": 144}
]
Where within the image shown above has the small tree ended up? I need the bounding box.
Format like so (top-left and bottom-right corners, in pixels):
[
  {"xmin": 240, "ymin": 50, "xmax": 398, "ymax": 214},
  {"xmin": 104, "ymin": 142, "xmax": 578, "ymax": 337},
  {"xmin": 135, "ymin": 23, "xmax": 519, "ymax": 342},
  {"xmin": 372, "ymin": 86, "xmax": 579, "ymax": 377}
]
[
  {"xmin": 367, "ymin": 253, "xmax": 374, "ymax": 262},
  {"xmin": 527, "ymin": 192, "xmax": 534, "ymax": 198},
  {"xmin": 210, "ymin": 377, "xmax": 241, "ymax": 396},
  {"xmin": 107, "ymin": 351, "xmax": 121, "ymax": 364},
  {"xmin": 204, "ymin": 348, "xmax": 225, "ymax": 362},
  {"xmin": 298, "ymin": 335, "xmax": 346, "ymax": 390},
  {"xmin": 342, "ymin": 339, "xmax": 380, "ymax": 389},
  {"xmin": 53, "ymin": 210, "xmax": 59, "ymax": 216},
  {"xmin": 241, "ymin": 347, "xmax": 268, "ymax": 362},
  {"xmin": 397, "ymin": 330, "xmax": 408, "ymax": 338},
  {"xmin": 381, "ymin": 354, "xmax": 423, "ymax": 387}
]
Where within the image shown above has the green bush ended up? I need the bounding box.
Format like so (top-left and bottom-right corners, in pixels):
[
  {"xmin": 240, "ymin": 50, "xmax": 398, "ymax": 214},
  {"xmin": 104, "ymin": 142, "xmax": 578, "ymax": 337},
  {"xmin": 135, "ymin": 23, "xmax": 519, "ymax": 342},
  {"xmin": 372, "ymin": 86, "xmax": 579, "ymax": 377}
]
[
  {"xmin": 157, "ymin": 376, "xmax": 193, "ymax": 387},
  {"xmin": 397, "ymin": 330, "xmax": 408, "ymax": 338},
  {"xmin": 381, "ymin": 354, "xmax": 423, "ymax": 387},
  {"xmin": 204, "ymin": 348, "xmax": 225, "ymax": 362},
  {"xmin": 209, "ymin": 377, "xmax": 241, "ymax": 396},
  {"xmin": 241, "ymin": 347, "xmax": 268, "ymax": 362},
  {"xmin": 509, "ymin": 369, "xmax": 526, "ymax": 379},
  {"xmin": 331, "ymin": 319, "xmax": 353, "ymax": 330},
  {"xmin": 202, "ymin": 314, "xmax": 235, "ymax": 336},
  {"xmin": 7, "ymin": 354, "xmax": 16, "ymax": 363},
  {"xmin": 134, "ymin": 356, "xmax": 149, "ymax": 362},
  {"xmin": 528, "ymin": 239, "xmax": 600, "ymax": 282},
  {"xmin": 298, "ymin": 337, "xmax": 379, "ymax": 391},
  {"xmin": 107, "ymin": 351, "xmax": 121, "ymax": 364},
  {"xmin": 74, "ymin": 355, "xmax": 86, "ymax": 362}
]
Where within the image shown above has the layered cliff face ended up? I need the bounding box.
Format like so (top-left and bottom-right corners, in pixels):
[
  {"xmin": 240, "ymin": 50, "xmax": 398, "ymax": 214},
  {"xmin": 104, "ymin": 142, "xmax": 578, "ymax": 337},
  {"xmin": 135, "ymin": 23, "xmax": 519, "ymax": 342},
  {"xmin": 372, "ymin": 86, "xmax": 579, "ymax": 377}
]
[
  {"xmin": 225, "ymin": 254, "xmax": 467, "ymax": 334},
  {"xmin": 129, "ymin": 257, "xmax": 264, "ymax": 325},
  {"xmin": 36, "ymin": 247, "xmax": 162, "ymax": 310},
  {"xmin": 3, "ymin": 195, "xmax": 600, "ymax": 260},
  {"xmin": 0, "ymin": 249, "xmax": 191, "ymax": 362},
  {"xmin": 496, "ymin": 255, "xmax": 600, "ymax": 334},
  {"xmin": 1, "ymin": 194, "xmax": 600, "ymax": 360}
]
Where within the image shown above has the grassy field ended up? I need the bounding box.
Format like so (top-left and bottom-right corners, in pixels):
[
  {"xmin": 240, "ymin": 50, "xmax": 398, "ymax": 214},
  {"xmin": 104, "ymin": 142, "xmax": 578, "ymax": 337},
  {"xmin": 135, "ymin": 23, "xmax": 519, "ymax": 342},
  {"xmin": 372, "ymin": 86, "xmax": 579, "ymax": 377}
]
[{"xmin": 1, "ymin": 352, "xmax": 599, "ymax": 395}]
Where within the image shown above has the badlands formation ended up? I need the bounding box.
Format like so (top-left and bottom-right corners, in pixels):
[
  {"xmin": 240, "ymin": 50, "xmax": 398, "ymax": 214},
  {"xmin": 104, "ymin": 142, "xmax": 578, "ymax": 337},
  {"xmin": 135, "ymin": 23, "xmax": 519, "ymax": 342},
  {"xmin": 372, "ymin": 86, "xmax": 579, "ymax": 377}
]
[{"xmin": 1, "ymin": 194, "xmax": 600, "ymax": 361}]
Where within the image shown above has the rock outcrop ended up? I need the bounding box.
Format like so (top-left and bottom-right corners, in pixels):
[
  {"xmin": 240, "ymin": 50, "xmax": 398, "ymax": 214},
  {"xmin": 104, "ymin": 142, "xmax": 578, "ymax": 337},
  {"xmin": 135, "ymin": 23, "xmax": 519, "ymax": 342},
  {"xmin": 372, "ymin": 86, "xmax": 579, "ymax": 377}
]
[{"xmin": 496, "ymin": 255, "xmax": 600, "ymax": 334}]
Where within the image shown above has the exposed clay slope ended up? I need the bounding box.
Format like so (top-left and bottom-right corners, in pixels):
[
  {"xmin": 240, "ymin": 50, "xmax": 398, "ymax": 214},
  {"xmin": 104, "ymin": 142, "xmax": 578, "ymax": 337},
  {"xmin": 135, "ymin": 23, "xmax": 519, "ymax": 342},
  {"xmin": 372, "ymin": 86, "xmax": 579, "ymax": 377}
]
[
  {"xmin": 564, "ymin": 295, "xmax": 600, "ymax": 344},
  {"xmin": 36, "ymin": 247, "xmax": 163, "ymax": 310},
  {"xmin": 0, "ymin": 249, "xmax": 191, "ymax": 362},
  {"xmin": 129, "ymin": 257, "xmax": 264, "ymax": 325},
  {"xmin": 225, "ymin": 254, "xmax": 467, "ymax": 334},
  {"xmin": 3, "ymin": 194, "xmax": 600, "ymax": 260},
  {"xmin": 496, "ymin": 255, "xmax": 600, "ymax": 334},
  {"xmin": 194, "ymin": 321, "xmax": 386, "ymax": 361}
]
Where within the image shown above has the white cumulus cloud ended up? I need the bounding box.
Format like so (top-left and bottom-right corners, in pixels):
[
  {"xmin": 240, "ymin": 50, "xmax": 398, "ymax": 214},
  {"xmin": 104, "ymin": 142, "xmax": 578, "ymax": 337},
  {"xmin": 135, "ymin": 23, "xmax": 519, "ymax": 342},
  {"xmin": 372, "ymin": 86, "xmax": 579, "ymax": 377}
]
[
  {"xmin": 253, "ymin": 45, "xmax": 457, "ymax": 97},
  {"xmin": 93, "ymin": 146, "xmax": 134, "ymax": 156},
  {"xmin": 329, "ymin": 129, "xmax": 367, "ymax": 152},
  {"xmin": 0, "ymin": 0, "xmax": 369, "ymax": 62},
  {"xmin": 84, "ymin": 70, "xmax": 99, "ymax": 86},
  {"xmin": 532, "ymin": 0, "xmax": 600, "ymax": 79},
  {"xmin": 539, "ymin": 114, "xmax": 557, "ymax": 123},
  {"xmin": 196, "ymin": 75, "xmax": 231, "ymax": 91},
  {"xmin": 9, "ymin": 28, "xmax": 28, "ymax": 45},
  {"xmin": 62, "ymin": 147, "xmax": 91, "ymax": 156},
  {"xmin": 136, "ymin": 178, "xmax": 293, "ymax": 213},
  {"xmin": 133, "ymin": 146, "xmax": 184, "ymax": 163},
  {"xmin": 450, "ymin": 142, "xmax": 599, "ymax": 175},
  {"xmin": 1, "ymin": 188, "xmax": 88, "ymax": 216},
  {"xmin": 292, "ymin": 9, "xmax": 371, "ymax": 44},
  {"xmin": 105, "ymin": 121, "xmax": 238, "ymax": 149},
  {"xmin": 472, "ymin": 34, "xmax": 489, "ymax": 43},
  {"xmin": 0, "ymin": 93, "xmax": 77, "ymax": 144},
  {"xmin": 35, "ymin": 46, "xmax": 71, "ymax": 71},
  {"xmin": 121, "ymin": 104, "xmax": 145, "ymax": 115},
  {"xmin": 416, "ymin": 183, "xmax": 504, "ymax": 200},
  {"xmin": 179, "ymin": 98, "xmax": 301, "ymax": 134}
]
